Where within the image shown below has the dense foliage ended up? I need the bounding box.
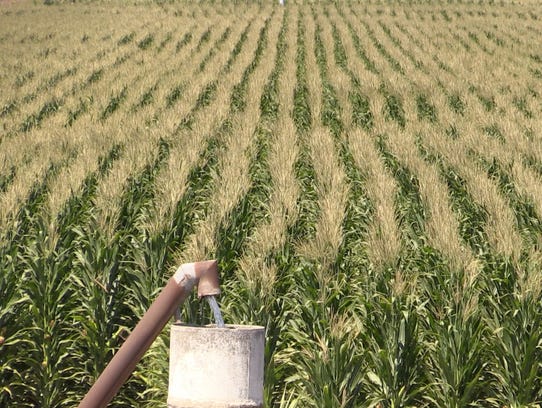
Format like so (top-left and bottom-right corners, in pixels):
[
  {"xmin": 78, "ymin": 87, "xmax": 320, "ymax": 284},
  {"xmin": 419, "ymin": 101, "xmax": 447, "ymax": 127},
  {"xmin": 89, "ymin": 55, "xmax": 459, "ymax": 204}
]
[{"xmin": 1, "ymin": 0, "xmax": 542, "ymax": 406}]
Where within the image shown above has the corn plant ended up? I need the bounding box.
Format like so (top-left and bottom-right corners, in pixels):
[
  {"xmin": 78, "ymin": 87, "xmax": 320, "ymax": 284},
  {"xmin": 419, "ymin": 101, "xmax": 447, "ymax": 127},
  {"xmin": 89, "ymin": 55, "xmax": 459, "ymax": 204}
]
[
  {"xmin": 133, "ymin": 81, "xmax": 159, "ymax": 112},
  {"xmin": 376, "ymin": 135, "xmax": 426, "ymax": 247},
  {"xmin": 480, "ymin": 256, "xmax": 542, "ymax": 406},
  {"xmin": 101, "ymin": 86, "xmax": 127, "ymax": 121},
  {"xmin": 0, "ymin": 166, "xmax": 16, "ymax": 194},
  {"xmin": 65, "ymin": 96, "xmax": 93, "ymax": 127},
  {"xmin": 0, "ymin": 243, "xmax": 28, "ymax": 406},
  {"xmin": 313, "ymin": 22, "xmax": 343, "ymax": 138},
  {"xmin": 422, "ymin": 267, "xmax": 489, "ymax": 407},
  {"xmin": 0, "ymin": 99, "xmax": 18, "ymax": 118},
  {"xmin": 16, "ymin": 218, "xmax": 78, "ymax": 407},
  {"xmin": 448, "ymin": 93, "xmax": 466, "ymax": 115},
  {"xmin": 283, "ymin": 303, "xmax": 365, "ymax": 407},
  {"xmin": 378, "ymin": 21, "xmax": 429, "ymax": 76},
  {"xmin": 156, "ymin": 31, "xmax": 172, "ymax": 53},
  {"xmin": 118, "ymin": 32, "xmax": 135, "ymax": 46},
  {"xmin": 167, "ymin": 120, "xmax": 230, "ymax": 255},
  {"xmin": 194, "ymin": 27, "xmax": 211, "ymax": 53},
  {"xmin": 260, "ymin": 11, "xmax": 287, "ymax": 121},
  {"xmin": 216, "ymin": 12, "xmax": 286, "ymax": 280},
  {"xmin": 165, "ymin": 82, "xmax": 186, "ymax": 108},
  {"xmin": 416, "ymin": 139, "xmax": 490, "ymax": 254},
  {"xmin": 362, "ymin": 283, "xmax": 425, "ymax": 407}
]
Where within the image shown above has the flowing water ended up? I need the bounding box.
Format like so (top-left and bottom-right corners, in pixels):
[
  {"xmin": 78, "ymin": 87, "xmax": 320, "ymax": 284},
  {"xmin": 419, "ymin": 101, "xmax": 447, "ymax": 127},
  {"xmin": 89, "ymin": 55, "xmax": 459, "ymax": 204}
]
[{"xmin": 205, "ymin": 295, "xmax": 225, "ymax": 328}]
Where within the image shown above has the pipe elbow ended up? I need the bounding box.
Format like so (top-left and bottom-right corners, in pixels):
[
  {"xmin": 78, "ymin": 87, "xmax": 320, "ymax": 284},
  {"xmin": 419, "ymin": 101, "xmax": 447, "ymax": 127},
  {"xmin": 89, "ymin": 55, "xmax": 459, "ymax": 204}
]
[
  {"xmin": 172, "ymin": 260, "xmax": 220, "ymax": 298},
  {"xmin": 195, "ymin": 259, "xmax": 221, "ymax": 298}
]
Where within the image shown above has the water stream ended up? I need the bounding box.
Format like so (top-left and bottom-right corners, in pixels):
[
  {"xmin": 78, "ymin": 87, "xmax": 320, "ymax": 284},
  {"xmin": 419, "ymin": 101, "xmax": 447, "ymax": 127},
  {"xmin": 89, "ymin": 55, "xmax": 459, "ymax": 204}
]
[{"xmin": 205, "ymin": 295, "xmax": 225, "ymax": 328}]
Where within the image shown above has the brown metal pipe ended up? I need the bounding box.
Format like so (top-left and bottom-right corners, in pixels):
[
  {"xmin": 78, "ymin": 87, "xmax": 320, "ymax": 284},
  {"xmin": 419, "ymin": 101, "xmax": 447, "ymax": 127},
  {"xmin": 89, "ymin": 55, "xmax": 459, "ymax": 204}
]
[{"xmin": 78, "ymin": 260, "xmax": 219, "ymax": 408}]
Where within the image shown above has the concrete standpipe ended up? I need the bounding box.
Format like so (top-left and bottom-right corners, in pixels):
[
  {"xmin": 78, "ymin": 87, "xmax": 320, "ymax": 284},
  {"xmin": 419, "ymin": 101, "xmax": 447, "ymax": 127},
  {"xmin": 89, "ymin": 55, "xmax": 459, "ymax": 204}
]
[{"xmin": 168, "ymin": 324, "xmax": 265, "ymax": 408}]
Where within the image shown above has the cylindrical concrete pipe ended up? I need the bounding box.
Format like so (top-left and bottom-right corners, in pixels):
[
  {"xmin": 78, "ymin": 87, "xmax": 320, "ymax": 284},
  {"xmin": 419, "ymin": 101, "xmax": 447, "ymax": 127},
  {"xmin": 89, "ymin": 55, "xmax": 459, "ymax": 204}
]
[{"xmin": 168, "ymin": 324, "xmax": 265, "ymax": 408}]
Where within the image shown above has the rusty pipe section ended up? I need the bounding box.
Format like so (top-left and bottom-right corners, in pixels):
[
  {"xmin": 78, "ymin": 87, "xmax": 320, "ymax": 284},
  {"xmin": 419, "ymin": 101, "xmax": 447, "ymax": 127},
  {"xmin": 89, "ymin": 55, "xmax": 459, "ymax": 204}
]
[{"xmin": 78, "ymin": 260, "xmax": 219, "ymax": 408}]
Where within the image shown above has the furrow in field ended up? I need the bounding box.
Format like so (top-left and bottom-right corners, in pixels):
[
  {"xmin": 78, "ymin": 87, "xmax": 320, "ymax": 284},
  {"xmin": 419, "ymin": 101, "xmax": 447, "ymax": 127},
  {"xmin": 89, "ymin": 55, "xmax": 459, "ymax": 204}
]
[
  {"xmin": 0, "ymin": 22, "xmax": 213, "ymax": 231},
  {"xmin": 176, "ymin": 9, "xmax": 279, "ymax": 270},
  {"xmin": 314, "ymin": 7, "xmax": 375, "ymax": 275},
  {"xmin": 358, "ymin": 8, "xmax": 538, "ymax": 263},
  {"xmin": 0, "ymin": 19, "xmax": 200, "ymax": 168},
  {"xmin": 0, "ymin": 12, "xmax": 178, "ymax": 136},
  {"xmin": 345, "ymin": 7, "xmax": 479, "ymax": 273},
  {"xmin": 194, "ymin": 11, "xmax": 286, "ymax": 284},
  {"xmin": 90, "ymin": 21, "xmax": 239, "ymax": 228},
  {"xmin": 421, "ymin": 127, "xmax": 523, "ymax": 260},
  {"xmin": 343, "ymin": 8, "xmax": 409, "ymax": 129},
  {"xmin": 151, "ymin": 15, "xmax": 267, "ymax": 234},
  {"xmin": 221, "ymin": 9, "xmax": 294, "ymax": 307}
]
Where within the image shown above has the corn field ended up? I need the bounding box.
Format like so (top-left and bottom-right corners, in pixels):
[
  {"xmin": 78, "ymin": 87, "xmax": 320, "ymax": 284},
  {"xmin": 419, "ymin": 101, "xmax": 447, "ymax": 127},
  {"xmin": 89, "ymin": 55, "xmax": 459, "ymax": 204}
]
[{"xmin": 1, "ymin": 0, "xmax": 542, "ymax": 406}]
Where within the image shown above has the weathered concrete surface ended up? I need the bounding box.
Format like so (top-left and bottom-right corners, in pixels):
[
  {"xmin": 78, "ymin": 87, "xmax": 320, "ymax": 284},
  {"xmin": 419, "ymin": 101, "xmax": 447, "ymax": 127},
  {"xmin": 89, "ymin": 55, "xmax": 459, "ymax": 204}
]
[{"xmin": 168, "ymin": 324, "xmax": 264, "ymax": 408}]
